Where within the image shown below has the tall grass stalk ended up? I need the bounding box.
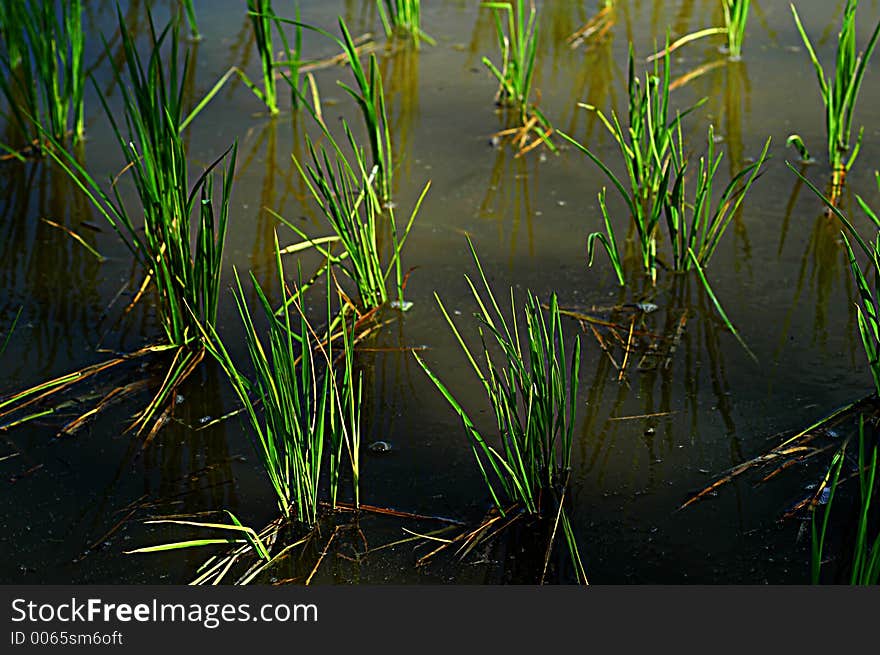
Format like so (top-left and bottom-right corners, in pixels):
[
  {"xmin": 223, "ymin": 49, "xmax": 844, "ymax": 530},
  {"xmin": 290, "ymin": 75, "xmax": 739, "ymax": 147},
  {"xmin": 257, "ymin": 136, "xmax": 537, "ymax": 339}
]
[
  {"xmin": 279, "ymin": 17, "xmax": 393, "ymax": 202},
  {"xmin": 201, "ymin": 238, "xmax": 363, "ymax": 525},
  {"xmin": 586, "ymin": 188, "xmax": 625, "ymax": 286},
  {"xmin": 414, "ymin": 238, "xmax": 586, "ymax": 579},
  {"xmin": 33, "ymin": 11, "xmax": 238, "ymax": 435},
  {"xmin": 0, "ymin": 0, "xmax": 84, "ymax": 156},
  {"xmin": 561, "ymin": 45, "xmax": 705, "ymax": 284},
  {"xmin": 181, "ymin": 0, "xmax": 201, "ymax": 41},
  {"xmin": 414, "ymin": 238, "xmax": 580, "ymax": 516},
  {"xmin": 377, "ymin": 0, "xmax": 435, "ymax": 48},
  {"xmin": 791, "ymin": 0, "xmax": 880, "ymax": 188}
]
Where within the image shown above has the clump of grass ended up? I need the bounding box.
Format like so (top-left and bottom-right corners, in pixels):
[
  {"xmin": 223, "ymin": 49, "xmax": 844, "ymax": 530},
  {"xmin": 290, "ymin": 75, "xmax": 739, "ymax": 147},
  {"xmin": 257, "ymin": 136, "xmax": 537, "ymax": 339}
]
[
  {"xmin": 233, "ymin": 0, "xmax": 306, "ymax": 115},
  {"xmin": 201, "ymin": 240, "xmax": 363, "ymax": 525},
  {"xmin": 377, "ymin": 0, "xmax": 435, "ymax": 48},
  {"xmin": 811, "ymin": 415, "xmax": 880, "ymax": 584},
  {"xmin": 561, "ymin": 44, "xmax": 705, "ymax": 284},
  {"xmin": 278, "ymin": 103, "xmax": 429, "ymax": 316},
  {"xmin": 39, "ymin": 11, "xmax": 237, "ymax": 433},
  {"xmin": 481, "ymin": 0, "xmax": 554, "ymax": 152},
  {"xmin": 664, "ymin": 124, "xmax": 770, "ymax": 271},
  {"xmin": 414, "ymin": 238, "xmax": 587, "ymax": 582},
  {"xmin": 791, "ymin": 0, "xmax": 880, "ymax": 191},
  {"xmin": 722, "ymin": 1, "xmax": 750, "ymax": 59},
  {"xmin": 0, "ymin": 0, "xmax": 84, "ymax": 157}
]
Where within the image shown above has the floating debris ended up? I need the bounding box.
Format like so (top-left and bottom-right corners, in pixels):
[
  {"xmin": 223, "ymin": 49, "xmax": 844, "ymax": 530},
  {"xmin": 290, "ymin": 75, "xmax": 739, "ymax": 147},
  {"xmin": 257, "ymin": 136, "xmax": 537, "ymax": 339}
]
[
  {"xmin": 368, "ymin": 440, "xmax": 393, "ymax": 454},
  {"xmin": 390, "ymin": 300, "xmax": 414, "ymax": 312}
]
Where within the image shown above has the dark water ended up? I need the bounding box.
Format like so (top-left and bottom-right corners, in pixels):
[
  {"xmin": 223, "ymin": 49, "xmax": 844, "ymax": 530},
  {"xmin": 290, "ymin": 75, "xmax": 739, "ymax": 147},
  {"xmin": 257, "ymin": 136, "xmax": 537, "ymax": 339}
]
[{"xmin": 2, "ymin": 0, "xmax": 879, "ymax": 584}]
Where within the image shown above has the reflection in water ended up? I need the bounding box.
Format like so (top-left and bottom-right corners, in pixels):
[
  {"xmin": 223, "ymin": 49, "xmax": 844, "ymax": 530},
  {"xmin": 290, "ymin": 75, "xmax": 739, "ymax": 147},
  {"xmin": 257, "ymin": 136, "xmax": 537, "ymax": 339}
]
[
  {"xmin": 239, "ymin": 118, "xmax": 297, "ymax": 286},
  {"xmin": 564, "ymin": 17, "xmax": 621, "ymax": 143},
  {"xmin": 574, "ymin": 275, "xmax": 744, "ymax": 491},
  {"xmin": 690, "ymin": 58, "xmax": 754, "ymax": 270},
  {"xmin": 0, "ymin": 157, "xmax": 102, "ymax": 378},
  {"xmin": 775, "ymin": 173, "xmax": 858, "ymax": 365},
  {"xmin": 478, "ymin": 145, "xmax": 539, "ymax": 263},
  {"xmin": 380, "ymin": 42, "xmax": 420, "ymax": 192}
]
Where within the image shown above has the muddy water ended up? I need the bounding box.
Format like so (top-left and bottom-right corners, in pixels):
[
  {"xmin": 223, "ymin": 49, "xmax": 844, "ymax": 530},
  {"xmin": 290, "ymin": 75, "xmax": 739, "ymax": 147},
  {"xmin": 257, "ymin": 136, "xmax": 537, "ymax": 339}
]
[{"xmin": 2, "ymin": 0, "xmax": 879, "ymax": 583}]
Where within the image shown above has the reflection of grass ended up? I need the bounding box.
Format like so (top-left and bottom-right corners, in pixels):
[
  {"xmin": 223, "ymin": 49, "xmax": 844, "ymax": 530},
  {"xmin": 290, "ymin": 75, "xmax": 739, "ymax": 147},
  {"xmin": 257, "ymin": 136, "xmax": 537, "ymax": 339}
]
[{"xmin": 791, "ymin": 165, "xmax": 880, "ymax": 394}]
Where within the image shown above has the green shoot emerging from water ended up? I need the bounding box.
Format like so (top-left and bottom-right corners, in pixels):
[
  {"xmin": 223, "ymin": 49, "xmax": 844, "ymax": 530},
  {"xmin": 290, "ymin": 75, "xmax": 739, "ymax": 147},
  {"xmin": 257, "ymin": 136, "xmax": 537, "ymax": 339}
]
[
  {"xmin": 791, "ymin": 0, "xmax": 880, "ymax": 189},
  {"xmin": 377, "ymin": 1, "xmax": 435, "ymax": 47},
  {"xmin": 181, "ymin": 0, "xmax": 200, "ymax": 41},
  {"xmin": 481, "ymin": 1, "xmax": 553, "ymax": 148},
  {"xmin": 561, "ymin": 43, "xmax": 705, "ymax": 284},
  {"xmin": 722, "ymin": 1, "xmax": 750, "ymax": 59},
  {"xmin": 280, "ymin": 117, "xmax": 428, "ymax": 316},
  {"xmin": 415, "ymin": 238, "xmax": 580, "ymax": 515},
  {"xmin": 414, "ymin": 237, "xmax": 586, "ymax": 581},
  {"xmin": 37, "ymin": 10, "xmax": 237, "ymax": 435},
  {"xmin": 664, "ymin": 125, "xmax": 770, "ymax": 271},
  {"xmin": 202, "ymin": 239, "xmax": 363, "ymax": 525}
]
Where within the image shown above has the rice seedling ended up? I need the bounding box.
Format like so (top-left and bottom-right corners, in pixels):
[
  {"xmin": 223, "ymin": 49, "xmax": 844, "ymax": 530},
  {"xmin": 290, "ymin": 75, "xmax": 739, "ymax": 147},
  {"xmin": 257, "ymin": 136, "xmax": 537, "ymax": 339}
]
[
  {"xmin": 560, "ymin": 44, "xmax": 705, "ymax": 284},
  {"xmin": 0, "ymin": 0, "xmax": 84, "ymax": 157},
  {"xmin": 481, "ymin": 1, "xmax": 554, "ymax": 153},
  {"xmin": 279, "ymin": 110, "xmax": 429, "ymax": 315},
  {"xmin": 664, "ymin": 125, "xmax": 770, "ymax": 271},
  {"xmin": 236, "ymin": 0, "xmax": 306, "ymax": 115},
  {"xmin": 791, "ymin": 0, "xmax": 880, "ymax": 191},
  {"xmin": 198, "ymin": 238, "xmax": 363, "ymax": 525},
  {"xmin": 811, "ymin": 415, "xmax": 880, "ymax": 584},
  {"xmin": 413, "ymin": 237, "xmax": 586, "ymax": 581},
  {"xmin": 722, "ymin": 1, "xmax": 750, "ymax": 60},
  {"xmin": 377, "ymin": 0, "xmax": 435, "ymax": 48},
  {"xmin": 33, "ymin": 10, "xmax": 238, "ymax": 433}
]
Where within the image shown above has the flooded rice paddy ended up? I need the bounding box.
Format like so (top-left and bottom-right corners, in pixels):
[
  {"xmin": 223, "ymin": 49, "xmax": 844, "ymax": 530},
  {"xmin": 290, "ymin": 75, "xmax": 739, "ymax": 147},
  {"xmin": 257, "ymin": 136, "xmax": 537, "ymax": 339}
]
[{"xmin": 2, "ymin": 0, "xmax": 880, "ymax": 584}]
